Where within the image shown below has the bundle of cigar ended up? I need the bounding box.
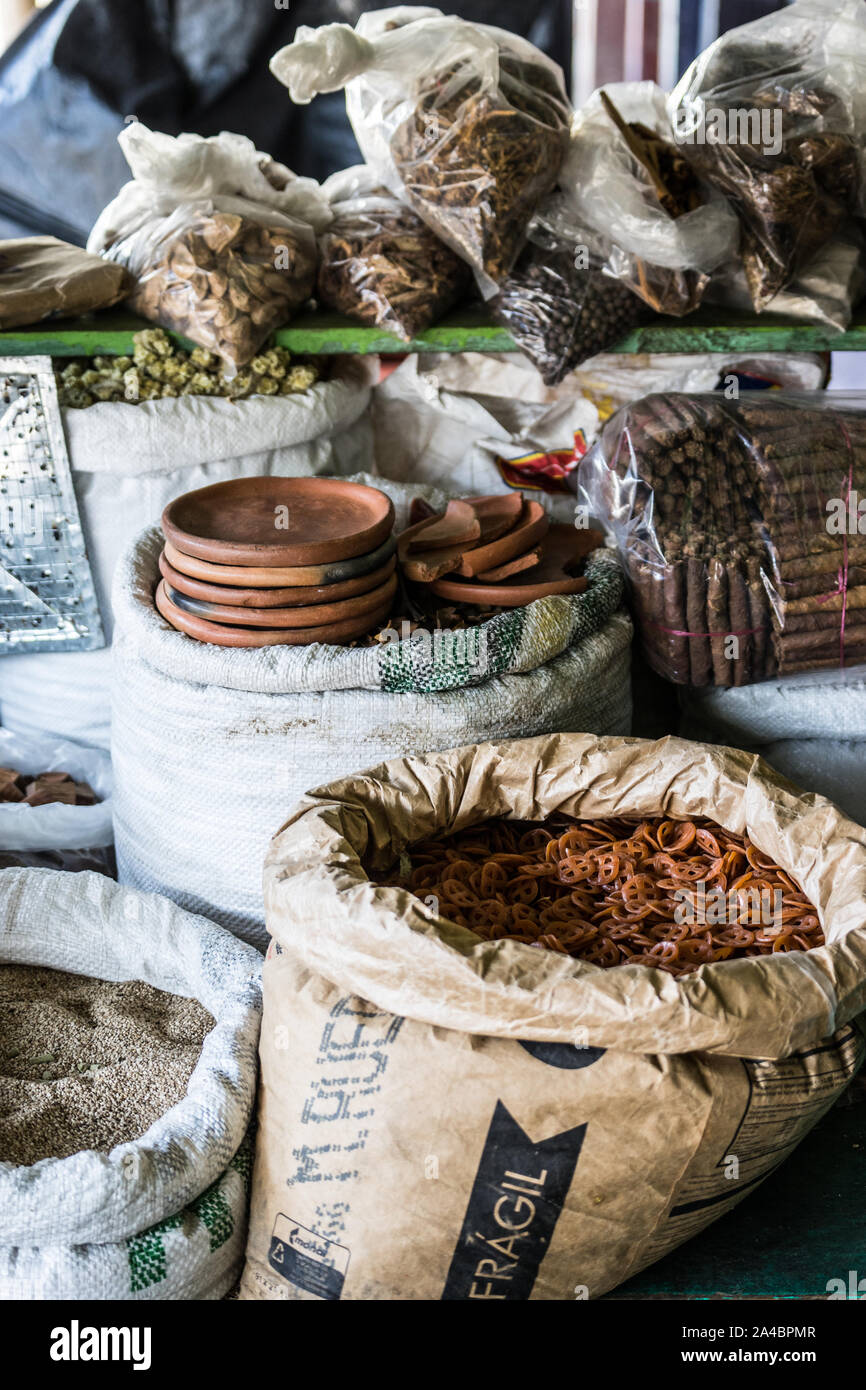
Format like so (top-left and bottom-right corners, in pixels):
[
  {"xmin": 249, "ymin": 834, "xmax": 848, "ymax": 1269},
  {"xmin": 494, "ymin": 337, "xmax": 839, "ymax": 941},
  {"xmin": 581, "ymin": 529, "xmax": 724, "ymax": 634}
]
[
  {"xmin": 737, "ymin": 397, "xmax": 866, "ymax": 675},
  {"xmin": 585, "ymin": 393, "xmax": 866, "ymax": 687}
]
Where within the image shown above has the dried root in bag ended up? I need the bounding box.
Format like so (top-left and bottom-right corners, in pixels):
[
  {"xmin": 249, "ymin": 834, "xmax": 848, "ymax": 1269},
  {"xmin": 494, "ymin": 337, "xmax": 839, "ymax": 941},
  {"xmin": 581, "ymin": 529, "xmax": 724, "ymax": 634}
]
[
  {"xmin": 581, "ymin": 392, "xmax": 866, "ymax": 687},
  {"xmin": 317, "ymin": 175, "xmax": 470, "ymax": 341},
  {"xmin": 270, "ymin": 10, "xmax": 571, "ymax": 287},
  {"xmin": 669, "ymin": 0, "xmax": 866, "ymax": 309},
  {"xmin": 391, "ymin": 51, "xmax": 570, "ymax": 285},
  {"xmin": 561, "ymin": 83, "xmax": 740, "ymax": 318}
]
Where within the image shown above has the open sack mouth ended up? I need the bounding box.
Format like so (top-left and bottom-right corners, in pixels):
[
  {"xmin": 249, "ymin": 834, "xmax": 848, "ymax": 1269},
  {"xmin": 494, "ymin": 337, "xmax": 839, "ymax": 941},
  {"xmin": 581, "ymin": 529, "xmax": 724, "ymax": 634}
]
[
  {"xmin": 368, "ymin": 811, "xmax": 825, "ymax": 978},
  {"xmin": 263, "ymin": 732, "xmax": 866, "ymax": 1059}
]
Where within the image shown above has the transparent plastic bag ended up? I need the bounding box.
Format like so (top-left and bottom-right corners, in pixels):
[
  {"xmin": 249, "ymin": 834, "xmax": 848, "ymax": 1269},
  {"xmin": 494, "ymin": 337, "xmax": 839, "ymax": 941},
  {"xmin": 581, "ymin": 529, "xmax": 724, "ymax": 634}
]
[
  {"xmin": 669, "ymin": 0, "xmax": 866, "ymax": 310},
  {"xmin": 270, "ymin": 6, "xmax": 571, "ymax": 287},
  {"xmin": 579, "ymin": 392, "xmax": 866, "ymax": 688},
  {"xmin": 488, "ymin": 215, "xmax": 647, "ymax": 386},
  {"xmin": 317, "ymin": 166, "xmax": 470, "ymax": 341},
  {"xmin": 561, "ymin": 83, "xmax": 739, "ymax": 317},
  {"xmin": 88, "ymin": 124, "xmax": 330, "ymax": 372},
  {"xmin": 707, "ymin": 223, "xmax": 865, "ymax": 334}
]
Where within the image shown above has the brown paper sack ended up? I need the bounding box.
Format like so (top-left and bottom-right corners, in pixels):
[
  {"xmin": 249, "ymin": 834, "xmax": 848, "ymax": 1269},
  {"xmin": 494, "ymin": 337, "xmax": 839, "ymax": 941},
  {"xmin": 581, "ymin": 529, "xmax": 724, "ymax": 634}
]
[{"xmin": 241, "ymin": 733, "xmax": 866, "ymax": 1302}]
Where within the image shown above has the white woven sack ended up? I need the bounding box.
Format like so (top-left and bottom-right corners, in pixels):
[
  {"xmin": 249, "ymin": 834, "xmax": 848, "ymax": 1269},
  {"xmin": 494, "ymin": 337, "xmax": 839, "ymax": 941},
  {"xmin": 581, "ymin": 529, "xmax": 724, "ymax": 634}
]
[
  {"xmin": 754, "ymin": 738, "xmax": 866, "ymax": 829},
  {"xmin": 680, "ymin": 663, "xmax": 866, "ymax": 746},
  {"xmin": 680, "ymin": 666, "xmax": 866, "ymax": 828},
  {"xmin": 111, "ymin": 504, "xmax": 632, "ymax": 948},
  {"xmin": 0, "ymin": 358, "xmax": 376, "ymax": 747},
  {"xmin": 0, "ymin": 868, "xmax": 261, "ymax": 1300}
]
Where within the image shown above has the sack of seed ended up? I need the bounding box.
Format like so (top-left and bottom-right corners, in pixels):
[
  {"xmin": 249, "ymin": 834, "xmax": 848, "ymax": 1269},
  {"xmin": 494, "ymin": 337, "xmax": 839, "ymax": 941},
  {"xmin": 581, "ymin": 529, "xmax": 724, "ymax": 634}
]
[
  {"xmin": 317, "ymin": 166, "xmax": 470, "ymax": 341},
  {"xmin": 669, "ymin": 0, "xmax": 866, "ymax": 311},
  {"xmin": 240, "ymin": 733, "xmax": 866, "ymax": 1301},
  {"xmin": 579, "ymin": 391, "xmax": 866, "ymax": 689},
  {"xmin": 488, "ymin": 212, "xmax": 648, "ymax": 386},
  {"xmin": 270, "ymin": 6, "xmax": 571, "ymax": 289},
  {"xmin": 562, "ymin": 83, "xmax": 739, "ymax": 318},
  {"xmin": 88, "ymin": 123, "xmax": 331, "ymax": 372}
]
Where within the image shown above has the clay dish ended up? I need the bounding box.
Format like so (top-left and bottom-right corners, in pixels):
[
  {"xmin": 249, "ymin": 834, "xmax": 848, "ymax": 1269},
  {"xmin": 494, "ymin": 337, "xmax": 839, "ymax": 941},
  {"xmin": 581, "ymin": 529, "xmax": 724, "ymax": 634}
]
[
  {"xmin": 476, "ymin": 547, "xmax": 542, "ymax": 583},
  {"xmin": 430, "ymin": 524, "xmax": 603, "ymax": 606},
  {"xmin": 162, "ymin": 476, "xmax": 394, "ymax": 567},
  {"xmin": 155, "ymin": 581, "xmax": 394, "ymax": 648},
  {"xmin": 159, "ymin": 549, "xmax": 396, "ymax": 608},
  {"xmin": 164, "ymin": 571, "xmax": 398, "ymax": 629},
  {"xmin": 467, "ymin": 492, "xmax": 524, "ymax": 544},
  {"xmin": 403, "ymin": 500, "xmax": 480, "ymax": 554},
  {"xmin": 163, "ymin": 535, "xmax": 396, "ymax": 589},
  {"xmin": 453, "ymin": 499, "xmax": 549, "ymax": 578}
]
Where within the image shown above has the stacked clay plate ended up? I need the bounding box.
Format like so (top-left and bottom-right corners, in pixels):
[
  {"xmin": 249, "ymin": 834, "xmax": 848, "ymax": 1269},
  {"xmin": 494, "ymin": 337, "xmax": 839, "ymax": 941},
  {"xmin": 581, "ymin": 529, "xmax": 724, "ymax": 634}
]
[
  {"xmin": 399, "ymin": 494, "xmax": 603, "ymax": 604},
  {"xmin": 157, "ymin": 477, "xmax": 396, "ymax": 647}
]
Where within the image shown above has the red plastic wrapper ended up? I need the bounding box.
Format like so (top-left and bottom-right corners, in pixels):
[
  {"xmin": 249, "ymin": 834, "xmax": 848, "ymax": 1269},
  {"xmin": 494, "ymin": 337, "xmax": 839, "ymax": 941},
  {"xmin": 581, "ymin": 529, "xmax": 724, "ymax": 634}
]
[{"xmin": 579, "ymin": 391, "xmax": 866, "ymax": 687}]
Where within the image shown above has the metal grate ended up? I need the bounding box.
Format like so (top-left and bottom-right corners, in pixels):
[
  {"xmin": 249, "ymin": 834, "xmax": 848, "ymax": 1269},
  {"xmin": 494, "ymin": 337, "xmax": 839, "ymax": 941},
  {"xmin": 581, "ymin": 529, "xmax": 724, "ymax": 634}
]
[{"xmin": 0, "ymin": 355, "xmax": 104, "ymax": 655}]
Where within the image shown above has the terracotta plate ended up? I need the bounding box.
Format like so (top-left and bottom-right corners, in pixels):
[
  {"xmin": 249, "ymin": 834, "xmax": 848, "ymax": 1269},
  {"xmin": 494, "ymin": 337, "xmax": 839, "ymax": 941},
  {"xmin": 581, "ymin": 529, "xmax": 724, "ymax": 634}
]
[
  {"xmin": 162, "ymin": 476, "xmax": 394, "ymax": 567},
  {"xmin": 163, "ymin": 534, "xmax": 397, "ymax": 589},
  {"xmin": 159, "ymin": 549, "xmax": 397, "ymax": 608},
  {"xmin": 403, "ymin": 500, "xmax": 480, "ymax": 554},
  {"xmin": 164, "ymin": 571, "xmax": 398, "ymax": 628},
  {"xmin": 430, "ymin": 524, "xmax": 603, "ymax": 606},
  {"xmin": 155, "ymin": 581, "xmax": 394, "ymax": 647}
]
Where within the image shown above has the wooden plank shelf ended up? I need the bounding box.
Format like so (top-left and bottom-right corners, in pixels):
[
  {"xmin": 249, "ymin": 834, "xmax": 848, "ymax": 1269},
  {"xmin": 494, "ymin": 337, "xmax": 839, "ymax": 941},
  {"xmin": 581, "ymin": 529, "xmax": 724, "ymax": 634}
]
[{"xmin": 2, "ymin": 305, "xmax": 866, "ymax": 358}]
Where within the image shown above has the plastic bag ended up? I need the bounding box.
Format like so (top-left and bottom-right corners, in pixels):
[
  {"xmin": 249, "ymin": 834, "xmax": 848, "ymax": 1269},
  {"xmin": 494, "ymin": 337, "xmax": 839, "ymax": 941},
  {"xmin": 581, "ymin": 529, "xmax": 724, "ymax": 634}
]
[
  {"xmin": 270, "ymin": 7, "xmax": 571, "ymax": 287},
  {"xmin": 488, "ymin": 214, "xmax": 647, "ymax": 386},
  {"xmin": 561, "ymin": 83, "xmax": 739, "ymax": 317},
  {"xmin": 317, "ymin": 166, "xmax": 470, "ymax": 341},
  {"xmin": 579, "ymin": 392, "xmax": 866, "ymax": 688},
  {"xmin": 707, "ymin": 223, "xmax": 865, "ymax": 334},
  {"xmin": 669, "ymin": 0, "xmax": 866, "ymax": 310},
  {"xmin": 88, "ymin": 123, "xmax": 330, "ymax": 372},
  {"xmin": 0, "ymin": 238, "xmax": 131, "ymax": 330},
  {"xmin": 0, "ymin": 729, "xmax": 113, "ymax": 850}
]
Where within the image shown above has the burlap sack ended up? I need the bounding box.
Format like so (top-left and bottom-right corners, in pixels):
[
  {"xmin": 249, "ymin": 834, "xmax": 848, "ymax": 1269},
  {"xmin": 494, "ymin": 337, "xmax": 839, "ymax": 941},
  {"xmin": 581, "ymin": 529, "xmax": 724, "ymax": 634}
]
[{"xmin": 241, "ymin": 733, "xmax": 866, "ymax": 1301}]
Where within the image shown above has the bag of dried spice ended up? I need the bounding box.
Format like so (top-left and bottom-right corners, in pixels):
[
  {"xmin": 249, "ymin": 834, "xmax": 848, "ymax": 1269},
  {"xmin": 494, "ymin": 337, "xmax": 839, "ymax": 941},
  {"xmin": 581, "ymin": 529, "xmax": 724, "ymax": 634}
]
[
  {"xmin": 488, "ymin": 210, "xmax": 649, "ymax": 386},
  {"xmin": 270, "ymin": 6, "xmax": 571, "ymax": 289},
  {"xmin": 668, "ymin": 0, "xmax": 866, "ymax": 312},
  {"xmin": 88, "ymin": 123, "xmax": 331, "ymax": 373},
  {"xmin": 317, "ymin": 166, "xmax": 470, "ymax": 341},
  {"xmin": 579, "ymin": 391, "xmax": 866, "ymax": 689},
  {"xmin": 561, "ymin": 83, "xmax": 740, "ymax": 318},
  {"xmin": 240, "ymin": 733, "xmax": 866, "ymax": 1300}
]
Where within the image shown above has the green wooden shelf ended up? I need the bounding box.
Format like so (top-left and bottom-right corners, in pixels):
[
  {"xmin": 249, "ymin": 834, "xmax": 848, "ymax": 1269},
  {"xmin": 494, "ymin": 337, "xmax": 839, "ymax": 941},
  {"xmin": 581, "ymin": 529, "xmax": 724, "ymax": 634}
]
[
  {"xmin": 5, "ymin": 305, "xmax": 866, "ymax": 361},
  {"xmin": 2, "ymin": 304, "xmax": 866, "ymax": 358}
]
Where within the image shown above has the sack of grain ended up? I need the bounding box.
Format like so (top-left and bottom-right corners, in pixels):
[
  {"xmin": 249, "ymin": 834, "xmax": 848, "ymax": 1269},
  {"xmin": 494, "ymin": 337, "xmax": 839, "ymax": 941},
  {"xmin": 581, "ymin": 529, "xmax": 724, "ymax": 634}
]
[
  {"xmin": 111, "ymin": 490, "xmax": 631, "ymax": 948},
  {"xmin": 0, "ymin": 357, "xmax": 376, "ymax": 748},
  {"xmin": 240, "ymin": 733, "xmax": 866, "ymax": 1301},
  {"xmin": 680, "ymin": 663, "xmax": 866, "ymax": 826},
  {"xmin": 0, "ymin": 867, "xmax": 261, "ymax": 1300}
]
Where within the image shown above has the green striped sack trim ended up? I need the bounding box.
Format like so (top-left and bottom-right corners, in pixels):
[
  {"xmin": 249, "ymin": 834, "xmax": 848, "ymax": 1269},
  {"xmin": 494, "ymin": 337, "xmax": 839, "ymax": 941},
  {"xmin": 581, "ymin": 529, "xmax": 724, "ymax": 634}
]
[{"xmin": 377, "ymin": 549, "xmax": 624, "ymax": 695}]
